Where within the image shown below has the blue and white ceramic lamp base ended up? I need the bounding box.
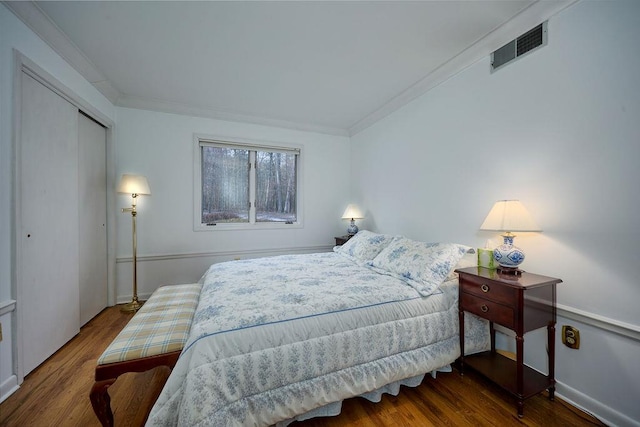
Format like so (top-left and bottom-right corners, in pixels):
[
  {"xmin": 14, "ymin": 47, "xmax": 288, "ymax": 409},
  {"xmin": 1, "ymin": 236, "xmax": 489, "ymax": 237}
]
[
  {"xmin": 347, "ymin": 219, "xmax": 359, "ymax": 235},
  {"xmin": 493, "ymin": 234, "xmax": 525, "ymax": 273}
]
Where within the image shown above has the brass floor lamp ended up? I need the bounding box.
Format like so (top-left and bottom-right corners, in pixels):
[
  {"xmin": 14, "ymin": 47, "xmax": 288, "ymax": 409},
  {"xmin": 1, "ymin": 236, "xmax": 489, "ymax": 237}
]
[{"xmin": 117, "ymin": 174, "xmax": 151, "ymax": 312}]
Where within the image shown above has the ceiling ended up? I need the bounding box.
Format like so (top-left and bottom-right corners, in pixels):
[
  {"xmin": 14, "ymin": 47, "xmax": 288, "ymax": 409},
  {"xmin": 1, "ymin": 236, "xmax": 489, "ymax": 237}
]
[{"xmin": 8, "ymin": 1, "xmax": 574, "ymax": 135}]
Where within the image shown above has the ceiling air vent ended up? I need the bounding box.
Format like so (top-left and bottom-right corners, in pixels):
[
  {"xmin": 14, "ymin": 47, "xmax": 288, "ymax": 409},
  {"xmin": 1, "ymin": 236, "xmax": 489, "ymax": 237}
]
[{"xmin": 491, "ymin": 21, "xmax": 547, "ymax": 72}]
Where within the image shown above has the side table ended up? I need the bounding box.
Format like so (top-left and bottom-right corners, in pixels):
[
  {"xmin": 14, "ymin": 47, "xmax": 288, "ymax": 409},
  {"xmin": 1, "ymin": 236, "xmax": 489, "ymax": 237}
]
[{"xmin": 457, "ymin": 266, "xmax": 562, "ymax": 417}]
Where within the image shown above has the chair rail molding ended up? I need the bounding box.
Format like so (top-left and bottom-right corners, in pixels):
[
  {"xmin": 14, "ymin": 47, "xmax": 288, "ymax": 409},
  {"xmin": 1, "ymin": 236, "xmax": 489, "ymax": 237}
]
[{"xmin": 115, "ymin": 245, "xmax": 334, "ymax": 265}]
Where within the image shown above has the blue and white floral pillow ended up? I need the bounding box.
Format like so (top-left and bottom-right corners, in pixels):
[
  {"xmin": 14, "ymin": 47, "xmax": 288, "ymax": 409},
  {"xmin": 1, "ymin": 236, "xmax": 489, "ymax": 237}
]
[
  {"xmin": 334, "ymin": 230, "xmax": 397, "ymax": 264},
  {"xmin": 369, "ymin": 238, "xmax": 471, "ymax": 296},
  {"xmin": 446, "ymin": 249, "xmax": 477, "ymax": 281}
]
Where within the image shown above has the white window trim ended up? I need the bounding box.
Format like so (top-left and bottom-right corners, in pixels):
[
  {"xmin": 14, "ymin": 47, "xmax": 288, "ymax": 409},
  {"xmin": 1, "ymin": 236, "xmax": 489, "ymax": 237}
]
[{"xmin": 193, "ymin": 133, "xmax": 303, "ymax": 231}]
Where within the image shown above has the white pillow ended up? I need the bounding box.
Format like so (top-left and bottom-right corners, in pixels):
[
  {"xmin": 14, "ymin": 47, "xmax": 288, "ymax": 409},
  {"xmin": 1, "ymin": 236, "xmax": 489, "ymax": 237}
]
[
  {"xmin": 333, "ymin": 230, "xmax": 397, "ymax": 264},
  {"xmin": 369, "ymin": 238, "xmax": 471, "ymax": 296}
]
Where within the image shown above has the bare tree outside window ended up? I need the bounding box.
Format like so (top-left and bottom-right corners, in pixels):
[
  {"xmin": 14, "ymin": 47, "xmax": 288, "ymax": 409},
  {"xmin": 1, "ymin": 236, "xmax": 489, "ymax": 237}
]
[
  {"xmin": 199, "ymin": 141, "xmax": 299, "ymax": 226},
  {"xmin": 256, "ymin": 151, "xmax": 297, "ymax": 223},
  {"xmin": 201, "ymin": 146, "xmax": 249, "ymax": 223}
]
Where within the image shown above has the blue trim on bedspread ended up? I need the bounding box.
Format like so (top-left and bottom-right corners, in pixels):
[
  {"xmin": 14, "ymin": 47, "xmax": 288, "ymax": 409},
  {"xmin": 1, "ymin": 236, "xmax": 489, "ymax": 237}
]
[{"xmin": 182, "ymin": 294, "xmax": 422, "ymax": 356}]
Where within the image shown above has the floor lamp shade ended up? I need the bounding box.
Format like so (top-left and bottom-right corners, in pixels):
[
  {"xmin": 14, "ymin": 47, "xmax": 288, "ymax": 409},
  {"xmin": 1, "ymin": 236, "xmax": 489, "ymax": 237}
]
[
  {"xmin": 117, "ymin": 174, "xmax": 151, "ymax": 312},
  {"xmin": 117, "ymin": 174, "xmax": 151, "ymax": 196}
]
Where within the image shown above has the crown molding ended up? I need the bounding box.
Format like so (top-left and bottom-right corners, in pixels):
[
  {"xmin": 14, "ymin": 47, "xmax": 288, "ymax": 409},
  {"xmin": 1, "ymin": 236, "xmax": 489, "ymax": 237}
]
[
  {"xmin": 3, "ymin": 0, "xmax": 120, "ymax": 104},
  {"xmin": 4, "ymin": 1, "xmax": 347, "ymax": 136},
  {"xmin": 5, "ymin": 0, "xmax": 578, "ymax": 138},
  {"xmin": 117, "ymin": 95, "xmax": 349, "ymax": 137},
  {"xmin": 347, "ymin": 0, "xmax": 579, "ymax": 137}
]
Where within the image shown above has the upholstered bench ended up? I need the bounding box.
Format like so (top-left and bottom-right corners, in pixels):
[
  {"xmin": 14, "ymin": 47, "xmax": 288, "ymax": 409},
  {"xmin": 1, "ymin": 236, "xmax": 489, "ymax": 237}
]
[{"xmin": 90, "ymin": 283, "xmax": 201, "ymax": 427}]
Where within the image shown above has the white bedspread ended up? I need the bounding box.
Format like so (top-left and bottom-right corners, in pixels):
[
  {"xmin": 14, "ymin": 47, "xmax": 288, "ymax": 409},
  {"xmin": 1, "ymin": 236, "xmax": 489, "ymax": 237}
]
[{"xmin": 146, "ymin": 252, "xmax": 488, "ymax": 426}]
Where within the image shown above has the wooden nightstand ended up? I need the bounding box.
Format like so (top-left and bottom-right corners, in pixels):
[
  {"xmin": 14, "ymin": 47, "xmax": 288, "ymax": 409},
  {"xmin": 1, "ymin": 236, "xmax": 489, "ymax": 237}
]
[
  {"xmin": 334, "ymin": 235, "xmax": 353, "ymax": 246},
  {"xmin": 456, "ymin": 266, "xmax": 562, "ymax": 418}
]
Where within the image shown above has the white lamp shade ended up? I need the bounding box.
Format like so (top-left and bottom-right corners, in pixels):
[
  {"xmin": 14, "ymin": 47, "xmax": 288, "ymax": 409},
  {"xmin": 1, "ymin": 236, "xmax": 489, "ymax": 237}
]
[
  {"xmin": 480, "ymin": 200, "xmax": 540, "ymax": 232},
  {"xmin": 341, "ymin": 204, "xmax": 364, "ymax": 220},
  {"xmin": 117, "ymin": 174, "xmax": 151, "ymax": 196}
]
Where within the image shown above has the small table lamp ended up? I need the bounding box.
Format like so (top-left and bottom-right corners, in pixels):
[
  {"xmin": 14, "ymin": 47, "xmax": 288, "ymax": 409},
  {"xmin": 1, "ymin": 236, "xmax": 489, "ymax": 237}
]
[
  {"xmin": 341, "ymin": 204, "xmax": 364, "ymax": 235},
  {"xmin": 480, "ymin": 200, "xmax": 541, "ymax": 274},
  {"xmin": 117, "ymin": 174, "xmax": 151, "ymax": 312}
]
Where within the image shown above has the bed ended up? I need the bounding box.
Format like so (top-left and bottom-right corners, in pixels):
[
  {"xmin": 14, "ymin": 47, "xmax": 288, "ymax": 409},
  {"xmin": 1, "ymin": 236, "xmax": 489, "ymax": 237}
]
[{"xmin": 146, "ymin": 231, "xmax": 490, "ymax": 426}]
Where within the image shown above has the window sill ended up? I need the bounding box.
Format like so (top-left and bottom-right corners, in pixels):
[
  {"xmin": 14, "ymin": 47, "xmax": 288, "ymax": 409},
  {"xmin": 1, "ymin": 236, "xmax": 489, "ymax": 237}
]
[{"xmin": 194, "ymin": 222, "xmax": 303, "ymax": 232}]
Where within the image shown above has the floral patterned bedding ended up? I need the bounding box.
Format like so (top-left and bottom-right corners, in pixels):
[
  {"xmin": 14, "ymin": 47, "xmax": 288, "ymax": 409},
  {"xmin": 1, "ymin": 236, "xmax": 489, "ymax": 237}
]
[{"xmin": 146, "ymin": 247, "xmax": 488, "ymax": 427}]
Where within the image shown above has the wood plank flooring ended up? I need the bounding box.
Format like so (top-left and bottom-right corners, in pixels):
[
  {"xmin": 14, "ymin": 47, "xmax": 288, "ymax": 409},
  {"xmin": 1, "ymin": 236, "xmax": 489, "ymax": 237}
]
[{"xmin": 0, "ymin": 306, "xmax": 606, "ymax": 427}]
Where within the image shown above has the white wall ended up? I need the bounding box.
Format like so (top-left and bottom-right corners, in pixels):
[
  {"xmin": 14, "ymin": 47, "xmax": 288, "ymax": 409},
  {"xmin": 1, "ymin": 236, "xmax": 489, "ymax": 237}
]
[
  {"xmin": 0, "ymin": 4, "xmax": 115, "ymax": 401},
  {"xmin": 3, "ymin": 1, "xmax": 638, "ymax": 423},
  {"xmin": 114, "ymin": 107, "xmax": 350, "ymax": 301},
  {"xmin": 350, "ymin": 1, "xmax": 639, "ymax": 426}
]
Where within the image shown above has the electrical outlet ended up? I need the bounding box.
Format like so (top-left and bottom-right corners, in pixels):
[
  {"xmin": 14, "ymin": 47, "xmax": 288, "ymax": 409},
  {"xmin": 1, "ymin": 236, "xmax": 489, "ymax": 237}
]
[{"xmin": 562, "ymin": 325, "xmax": 580, "ymax": 349}]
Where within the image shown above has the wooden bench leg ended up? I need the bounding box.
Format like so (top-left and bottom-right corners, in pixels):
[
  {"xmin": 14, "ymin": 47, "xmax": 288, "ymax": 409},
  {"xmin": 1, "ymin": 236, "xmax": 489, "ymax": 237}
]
[{"xmin": 90, "ymin": 379, "xmax": 117, "ymax": 427}]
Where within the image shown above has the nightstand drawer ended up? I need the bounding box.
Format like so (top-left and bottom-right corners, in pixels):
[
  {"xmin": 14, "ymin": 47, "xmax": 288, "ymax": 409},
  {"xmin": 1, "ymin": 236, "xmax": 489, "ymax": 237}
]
[
  {"xmin": 461, "ymin": 292, "xmax": 515, "ymax": 329},
  {"xmin": 460, "ymin": 275, "xmax": 517, "ymax": 306}
]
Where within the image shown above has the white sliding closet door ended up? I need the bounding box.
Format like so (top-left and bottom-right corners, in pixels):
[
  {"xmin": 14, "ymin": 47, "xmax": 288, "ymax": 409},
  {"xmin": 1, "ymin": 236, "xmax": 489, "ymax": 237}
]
[
  {"xmin": 78, "ymin": 113, "xmax": 107, "ymax": 326},
  {"xmin": 20, "ymin": 72, "xmax": 80, "ymax": 375}
]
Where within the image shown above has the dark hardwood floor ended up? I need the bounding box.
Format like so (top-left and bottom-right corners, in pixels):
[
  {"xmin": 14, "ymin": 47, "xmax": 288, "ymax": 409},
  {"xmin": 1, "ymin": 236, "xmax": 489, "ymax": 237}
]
[{"xmin": 0, "ymin": 306, "xmax": 606, "ymax": 427}]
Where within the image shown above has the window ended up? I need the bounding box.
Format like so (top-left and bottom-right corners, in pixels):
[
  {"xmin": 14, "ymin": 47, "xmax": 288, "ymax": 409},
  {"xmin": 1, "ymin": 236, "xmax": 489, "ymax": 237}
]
[
  {"xmin": 255, "ymin": 151, "xmax": 298, "ymax": 223},
  {"xmin": 195, "ymin": 136, "xmax": 301, "ymax": 230},
  {"xmin": 201, "ymin": 145, "xmax": 250, "ymax": 223}
]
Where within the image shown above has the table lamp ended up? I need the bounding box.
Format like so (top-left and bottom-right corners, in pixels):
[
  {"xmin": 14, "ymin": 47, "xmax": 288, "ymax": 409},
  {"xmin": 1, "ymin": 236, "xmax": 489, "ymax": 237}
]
[
  {"xmin": 341, "ymin": 204, "xmax": 364, "ymax": 235},
  {"xmin": 480, "ymin": 200, "xmax": 541, "ymax": 274}
]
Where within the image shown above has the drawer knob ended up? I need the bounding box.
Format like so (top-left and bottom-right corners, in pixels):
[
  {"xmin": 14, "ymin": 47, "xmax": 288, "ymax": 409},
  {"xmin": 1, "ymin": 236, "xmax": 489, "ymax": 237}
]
[
  {"xmin": 481, "ymin": 304, "xmax": 489, "ymax": 313},
  {"xmin": 481, "ymin": 284, "xmax": 490, "ymax": 293}
]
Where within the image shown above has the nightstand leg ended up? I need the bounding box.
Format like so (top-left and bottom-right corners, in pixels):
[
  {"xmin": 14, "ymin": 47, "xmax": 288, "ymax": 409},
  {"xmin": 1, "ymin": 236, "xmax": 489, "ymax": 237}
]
[
  {"xmin": 517, "ymin": 399, "xmax": 524, "ymax": 418},
  {"xmin": 490, "ymin": 321, "xmax": 495, "ymax": 353},
  {"xmin": 516, "ymin": 334, "xmax": 524, "ymax": 418},
  {"xmin": 459, "ymin": 309, "xmax": 465, "ymax": 375},
  {"xmin": 548, "ymin": 323, "xmax": 556, "ymax": 401}
]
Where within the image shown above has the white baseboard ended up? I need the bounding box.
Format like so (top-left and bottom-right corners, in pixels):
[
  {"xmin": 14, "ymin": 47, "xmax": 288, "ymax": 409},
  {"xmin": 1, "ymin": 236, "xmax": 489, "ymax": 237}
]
[
  {"xmin": 556, "ymin": 381, "xmax": 640, "ymax": 427},
  {"xmin": 0, "ymin": 375, "xmax": 19, "ymax": 404},
  {"xmin": 116, "ymin": 292, "xmax": 154, "ymax": 305}
]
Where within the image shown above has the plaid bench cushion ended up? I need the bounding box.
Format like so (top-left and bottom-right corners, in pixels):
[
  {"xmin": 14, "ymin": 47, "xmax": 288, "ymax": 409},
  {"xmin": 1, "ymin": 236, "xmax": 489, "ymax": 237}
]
[{"xmin": 98, "ymin": 283, "xmax": 202, "ymax": 365}]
